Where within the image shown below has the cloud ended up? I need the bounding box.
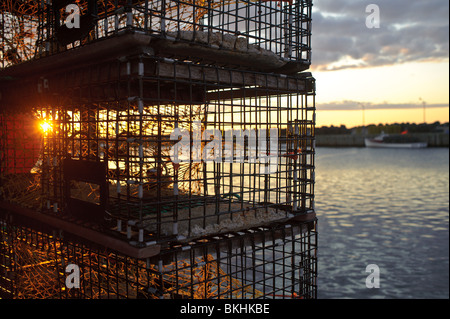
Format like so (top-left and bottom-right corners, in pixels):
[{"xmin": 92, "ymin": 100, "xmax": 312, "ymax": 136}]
[
  {"xmin": 316, "ymin": 100, "xmax": 449, "ymax": 111},
  {"xmin": 310, "ymin": 0, "xmax": 449, "ymax": 71}
]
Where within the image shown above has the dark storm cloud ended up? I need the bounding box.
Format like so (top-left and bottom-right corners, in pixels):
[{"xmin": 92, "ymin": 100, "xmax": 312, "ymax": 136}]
[{"xmin": 311, "ymin": 0, "xmax": 449, "ymax": 71}]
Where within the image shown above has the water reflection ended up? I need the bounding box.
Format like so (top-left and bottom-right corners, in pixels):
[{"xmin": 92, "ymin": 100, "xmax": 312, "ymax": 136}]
[{"xmin": 315, "ymin": 147, "xmax": 449, "ymax": 299}]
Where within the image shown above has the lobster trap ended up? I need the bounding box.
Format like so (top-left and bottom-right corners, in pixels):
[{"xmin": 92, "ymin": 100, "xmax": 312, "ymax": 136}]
[
  {"xmin": 0, "ymin": 54, "xmax": 316, "ymax": 243},
  {"xmin": 1, "ymin": 0, "xmax": 316, "ymax": 300},
  {"xmin": 1, "ymin": 211, "xmax": 316, "ymax": 299},
  {"xmin": 1, "ymin": 0, "xmax": 312, "ymax": 72}
]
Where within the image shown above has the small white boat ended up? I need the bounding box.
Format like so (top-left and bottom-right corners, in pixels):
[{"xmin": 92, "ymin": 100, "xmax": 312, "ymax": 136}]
[{"xmin": 365, "ymin": 133, "xmax": 427, "ymax": 148}]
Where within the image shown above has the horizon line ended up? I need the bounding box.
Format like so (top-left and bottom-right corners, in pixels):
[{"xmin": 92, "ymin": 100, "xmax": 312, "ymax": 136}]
[{"xmin": 316, "ymin": 102, "xmax": 449, "ymax": 111}]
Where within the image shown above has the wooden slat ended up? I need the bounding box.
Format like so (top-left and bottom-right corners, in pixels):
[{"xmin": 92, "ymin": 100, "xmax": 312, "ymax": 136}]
[
  {"xmin": 154, "ymin": 61, "xmax": 311, "ymax": 93},
  {"xmin": 160, "ymin": 219, "xmax": 314, "ymax": 262}
]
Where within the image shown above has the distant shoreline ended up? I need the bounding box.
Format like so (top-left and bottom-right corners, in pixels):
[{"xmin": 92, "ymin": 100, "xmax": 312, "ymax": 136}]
[{"xmin": 315, "ymin": 132, "xmax": 449, "ymax": 147}]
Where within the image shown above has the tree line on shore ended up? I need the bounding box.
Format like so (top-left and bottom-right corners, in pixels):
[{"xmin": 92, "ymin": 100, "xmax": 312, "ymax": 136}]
[{"xmin": 316, "ymin": 121, "xmax": 449, "ymax": 135}]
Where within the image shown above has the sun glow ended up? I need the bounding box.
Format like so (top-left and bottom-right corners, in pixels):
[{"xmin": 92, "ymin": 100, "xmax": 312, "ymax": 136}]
[{"xmin": 40, "ymin": 121, "xmax": 52, "ymax": 133}]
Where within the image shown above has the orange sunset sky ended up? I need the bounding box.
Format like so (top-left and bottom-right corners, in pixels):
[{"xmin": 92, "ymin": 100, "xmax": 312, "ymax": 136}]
[{"xmin": 310, "ymin": 1, "xmax": 449, "ymax": 128}]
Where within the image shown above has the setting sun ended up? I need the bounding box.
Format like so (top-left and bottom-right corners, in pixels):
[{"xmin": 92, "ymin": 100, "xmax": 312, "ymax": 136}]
[{"xmin": 40, "ymin": 121, "xmax": 52, "ymax": 133}]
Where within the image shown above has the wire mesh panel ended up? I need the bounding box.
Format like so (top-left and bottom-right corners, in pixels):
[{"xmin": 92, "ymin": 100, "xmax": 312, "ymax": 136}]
[
  {"xmin": 149, "ymin": 222, "xmax": 318, "ymax": 299},
  {"xmin": 0, "ymin": 220, "xmax": 64, "ymax": 299},
  {"xmin": 0, "ymin": 210, "xmax": 316, "ymax": 299},
  {"xmin": 1, "ymin": 0, "xmax": 312, "ymax": 72},
  {"xmin": 0, "ymin": 112, "xmax": 43, "ymax": 210}
]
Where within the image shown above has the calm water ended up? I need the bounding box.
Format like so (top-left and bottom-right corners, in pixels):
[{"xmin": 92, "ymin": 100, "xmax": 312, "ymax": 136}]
[{"xmin": 315, "ymin": 147, "xmax": 449, "ymax": 299}]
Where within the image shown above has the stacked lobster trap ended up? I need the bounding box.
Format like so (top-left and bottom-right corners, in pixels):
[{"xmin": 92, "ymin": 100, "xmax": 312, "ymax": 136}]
[{"xmin": 0, "ymin": 0, "xmax": 316, "ymax": 299}]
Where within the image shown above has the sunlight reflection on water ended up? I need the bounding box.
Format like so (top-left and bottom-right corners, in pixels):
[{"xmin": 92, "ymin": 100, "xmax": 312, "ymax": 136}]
[{"xmin": 315, "ymin": 147, "xmax": 449, "ymax": 299}]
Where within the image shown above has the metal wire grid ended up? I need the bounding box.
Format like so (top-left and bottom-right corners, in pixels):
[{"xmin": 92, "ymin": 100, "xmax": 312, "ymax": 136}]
[
  {"xmin": 1, "ymin": 0, "xmax": 312, "ymax": 69},
  {"xmin": 145, "ymin": 222, "xmax": 318, "ymax": 299},
  {"xmin": 0, "ymin": 211, "xmax": 317, "ymax": 299}
]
